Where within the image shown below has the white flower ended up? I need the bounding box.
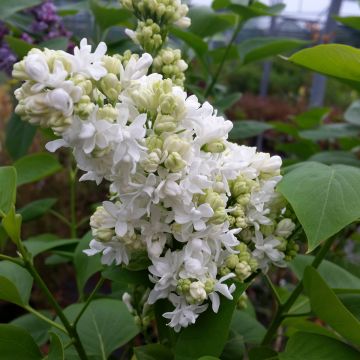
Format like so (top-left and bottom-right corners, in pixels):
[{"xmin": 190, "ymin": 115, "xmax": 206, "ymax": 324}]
[
  {"xmin": 119, "ymin": 53, "xmax": 153, "ymax": 86},
  {"xmin": 70, "ymin": 38, "xmax": 107, "ymax": 80},
  {"xmin": 208, "ymin": 273, "xmax": 236, "ymax": 312},
  {"xmin": 163, "ymin": 294, "xmax": 208, "ymax": 332},
  {"xmin": 189, "ymin": 281, "xmax": 207, "ymax": 302},
  {"xmin": 275, "ymin": 219, "xmax": 295, "ymax": 239},
  {"xmin": 174, "ymin": 203, "xmax": 214, "ymax": 231}
]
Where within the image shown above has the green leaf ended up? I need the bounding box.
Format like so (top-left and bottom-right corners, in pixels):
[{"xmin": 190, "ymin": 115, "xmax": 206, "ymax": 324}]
[
  {"xmin": 229, "ymin": 2, "xmax": 285, "ymax": 20},
  {"xmin": 90, "ymin": 0, "xmax": 133, "ymax": 31},
  {"xmin": 48, "ymin": 332, "xmax": 65, "ymax": 360},
  {"xmin": 19, "ymin": 198, "xmax": 57, "ymax": 222},
  {"xmin": 238, "ymin": 37, "xmax": 307, "ymax": 65},
  {"xmin": 294, "ymin": 107, "xmax": 329, "ymax": 129},
  {"xmin": 308, "ymin": 151, "xmax": 360, "ymax": 167},
  {"xmin": 198, "ymin": 357, "xmax": 220, "ymax": 360},
  {"xmin": 0, "ymin": 166, "xmax": 17, "ymax": 215},
  {"xmin": 134, "ymin": 344, "xmax": 173, "ymax": 360},
  {"xmin": 5, "ymin": 113, "xmax": 37, "ymax": 160},
  {"xmin": 278, "ymin": 162, "xmax": 360, "ymax": 251},
  {"xmin": 0, "ymin": 0, "xmax": 42, "ymax": 20},
  {"xmin": 0, "ymin": 261, "xmax": 32, "ymax": 306},
  {"xmin": 0, "ymin": 324, "xmax": 42, "ymax": 360},
  {"xmin": 56, "ymin": 0, "xmax": 89, "ymax": 16},
  {"xmin": 299, "ymin": 123, "xmax": 359, "ymax": 141},
  {"xmin": 220, "ymin": 330, "xmax": 244, "ymax": 360},
  {"xmin": 335, "ymin": 16, "xmax": 360, "ymax": 31},
  {"xmin": 55, "ymin": 299, "xmax": 139, "ymax": 359},
  {"xmin": 102, "ymin": 266, "xmax": 151, "ymax": 287},
  {"xmin": 213, "ymin": 92, "xmax": 241, "ymax": 112},
  {"xmin": 291, "ymin": 255, "xmax": 360, "ymax": 291},
  {"xmin": 40, "ymin": 37, "xmax": 68, "ymax": 51},
  {"xmin": 248, "ymin": 346, "xmax": 277, "ymax": 360},
  {"xmin": 14, "ymin": 153, "xmax": 62, "ymax": 186},
  {"xmin": 303, "ymin": 267, "xmax": 360, "ymax": 346},
  {"xmin": 287, "ymin": 44, "xmax": 360, "ymax": 82},
  {"xmin": 74, "ymin": 232, "xmax": 103, "ymax": 292},
  {"xmin": 174, "ymin": 283, "xmax": 248, "ymax": 360},
  {"xmin": 10, "ymin": 311, "xmax": 52, "ymax": 346},
  {"xmin": 344, "ymin": 100, "xmax": 360, "ymax": 126},
  {"xmin": 230, "ymin": 310, "xmax": 266, "ymax": 344},
  {"xmin": 2, "ymin": 206, "xmax": 22, "ymax": 244},
  {"xmin": 339, "ymin": 294, "xmax": 360, "ymax": 320},
  {"xmin": 5, "ymin": 35, "xmax": 35, "ymax": 58},
  {"xmin": 229, "ymin": 120, "xmax": 272, "ymax": 140},
  {"xmin": 188, "ymin": 7, "xmax": 236, "ymax": 38},
  {"xmin": 170, "ymin": 27, "xmax": 208, "ymax": 57},
  {"xmin": 279, "ymin": 332, "xmax": 360, "ymax": 360},
  {"xmin": 24, "ymin": 234, "xmax": 79, "ymax": 257}
]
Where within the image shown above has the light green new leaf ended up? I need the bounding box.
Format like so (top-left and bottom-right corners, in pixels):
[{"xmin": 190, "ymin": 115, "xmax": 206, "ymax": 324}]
[
  {"xmin": 291, "ymin": 255, "xmax": 360, "ymax": 290},
  {"xmin": 48, "ymin": 332, "xmax": 65, "ymax": 360},
  {"xmin": 0, "ymin": 0, "xmax": 42, "ymax": 20},
  {"xmin": 278, "ymin": 162, "xmax": 360, "ymax": 251},
  {"xmin": 11, "ymin": 311, "xmax": 52, "ymax": 346},
  {"xmin": 24, "ymin": 234, "xmax": 79, "ymax": 257},
  {"xmin": 174, "ymin": 283, "xmax": 248, "ymax": 360},
  {"xmin": 40, "ymin": 37, "xmax": 68, "ymax": 51},
  {"xmin": 335, "ymin": 16, "xmax": 360, "ymax": 31},
  {"xmin": 2, "ymin": 206, "xmax": 22, "ymax": 244},
  {"xmin": 14, "ymin": 153, "xmax": 62, "ymax": 186},
  {"xmin": 74, "ymin": 232, "xmax": 103, "ymax": 292},
  {"xmin": 288, "ymin": 44, "xmax": 360, "ymax": 82},
  {"xmin": 279, "ymin": 332, "xmax": 360, "ymax": 360},
  {"xmin": 134, "ymin": 344, "xmax": 173, "ymax": 360},
  {"xmin": 229, "ymin": 2, "xmax": 285, "ymax": 20},
  {"xmin": 238, "ymin": 37, "xmax": 307, "ymax": 65},
  {"xmin": 344, "ymin": 100, "xmax": 360, "ymax": 126},
  {"xmin": 304, "ymin": 267, "xmax": 360, "ymax": 346},
  {"xmin": 55, "ymin": 299, "xmax": 139, "ymax": 359},
  {"xmin": 19, "ymin": 198, "xmax": 57, "ymax": 222},
  {"xmin": 0, "ymin": 324, "xmax": 42, "ymax": 360},
  {"xmin": 0, "ymin": 261, "xmax": 32, "ymax": 306},
  {"xmin": 0, "ymin": 166, "xmax": 17, "ymax": 215},
  {"xmin": 229, "ymin": 120, "xmax": 272, "ymax": 140}
]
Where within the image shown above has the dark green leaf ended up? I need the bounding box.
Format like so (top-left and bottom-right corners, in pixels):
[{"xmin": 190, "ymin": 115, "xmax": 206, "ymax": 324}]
[
  {"xmin": 0, "ymin": 324, "xmax": 42, "ymax": 360},
  {"xmin": 0, "ymin": 261, "xmax": 32, "ymax": 306},
  {"xmin": 220, "ymin": 330, "xmax": 244, "ymax": 360},
  {"xmin": 5, "ymin": 35, "xmax": 35, "ymax": 58},
  {"xmin": 174, "ymin": 283, "xmax": 248, "ymax": 360},
  {"xmin": 335, "ymin": 16, "xmax": 360, "ymax": 31},
  {"xmin": 308, "ymin": 151, "xmax": 360, "ymax": 167},
  {"xmin": 278, "ymin": 163, "xmax": 360, "ymax": 251},
  {"xmin": 14, "ymin": 152, "xmax": 62, "ymax": 186},
  {"xmin": 5, "ymin": 113, "xmax": 37, "ymax": 160},
  {"xmin": 213, "ymin": 92, "xmax": 241, "ymax": 111},
  {"xmin": 239, "ymin": 37, "xmax": 307, "ymax": 65},
  {"xmin": 344, "ymin": 100, "xmax": 360, "ymax": 126},
  {"xmin": 339, "ymin": 294, "xmax": 360, "ymax": 320},
  {"xmin": 294, "ymin": 107, "xmax": 329, "ymax": 129},
  {"xmin": 299, "ymin": 123, "xmax": 359, "ymax": 141},
  {"xmin": 0, "ymin": 166, "xmax": 17, "ymax": 215},
  {"xmin": 10, "ymin": 311, "xmax": 52, "ymax": 346},
  {"xmin": 57, "ymin": 0, "xmax": 89, "ymax": 16},
  {"xmin": 0, "ymin": 0, "xmax": 42, "ymax": 20},
  {"xmin": 229, "ymin": 120, "xmax": 272, "ymax": 140},
  {"xmin": 249, "ymin": 346, "xmax": 277, "ymax": 360},
  {"xmin": 74, "ymin": 232, "xmax": 103, "ymax": 292},
  {"xmin": 40, "ymin": 37, "xmax": 68, "ymax": 51},
  {"xmin": 170, "ymin": 27, "xmax": 208, "ymax": 57},
  {"xmin": 102, "ymin": 266, "xmax": 150, "ymax": 287},
  {"xmin": 55, "ymin": 299, "xmax": 139, "ymax": 359},
  {"xmin": 229, "ymin": 2, "xmax": 285, "ymax": 20},
  {"xmin": 303, "ymin": 267, "xmax": 360, "ymax": 346},
  {"xmin": 279, "ymin": 332, "xmax": 360, "ymax": 360},
  {"xmin": 24, "ymin": 234, "xmax": 79, "ymax": 257},
  {"xmin": 188, "ymin": 7, "xmax": 236, "ymax": 38},
  {"xmin": 48, "ymin": 332, "xmax": 65, "ymax": 360},
  {"xmin": 19, "ymin": 198, "xmax": 57, "ymax": 222},
  {"xmin": 291, "ymin": 255, "xmax": 360, "ymax": 291},
  {"xmin": 134, "ymin": 344, "xmax": 173, "ymax": 360}
]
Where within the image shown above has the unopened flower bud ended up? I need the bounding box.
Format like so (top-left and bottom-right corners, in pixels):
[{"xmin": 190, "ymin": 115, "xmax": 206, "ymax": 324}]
[
  {"xmin": 275, "ymin": 218, "xmax": 296, "ymax": 239},
  {"xmin": 189, "ymin": 281, "xmax": 207, "ymax": 302},
  {"xmin": 164, "ymin": 152, "xmax": 186, "ymax": 172}
]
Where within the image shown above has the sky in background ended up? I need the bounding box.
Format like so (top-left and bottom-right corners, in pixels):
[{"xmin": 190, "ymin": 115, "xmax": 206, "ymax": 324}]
[{"xmin": 191, "ymin": 0, "xmax": 360, "ymax": 20}]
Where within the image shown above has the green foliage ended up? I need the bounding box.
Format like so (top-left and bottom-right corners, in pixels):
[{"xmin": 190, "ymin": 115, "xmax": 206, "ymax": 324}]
[
  {"xmin": 48, "ymin": 332, "xmax": 65, "ymax": 360},
  {"xmin": 14, "ymin": 153, "xmax": 62, "ymax": 186},
  {"xmin": 0, "ymin": 324, "xmax": 42, "ymax": 360},
  {"xmin": 134, "ymin": 344, "xmax": 174, "ymax": 360},
  {"xmin": 229, "ymin": 120, "xmax": 272, "ymax": 140},
  {"xmin": 0, "ymin": 166, "xmax": 17, "ymax": 215},
  {"xmin": 0, "ymin": 261, "xmax": 32, "ymax": 306},
  {"xmin": 55, "ymin": 299, "xmax": 139, "ymax": 359},
  {"xmin": 0, "ymin": 0, "xmax": 42, "ymax": 20},
  {"xmin": 278, "ymin": 162, "xmax": 360, "ymax": 251},
  {"xmin": 19, "ymin": 198, "xmax": 57, "ymax": 222}
]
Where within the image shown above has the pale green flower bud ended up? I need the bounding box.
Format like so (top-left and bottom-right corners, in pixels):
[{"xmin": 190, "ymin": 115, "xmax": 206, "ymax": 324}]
[
  {"xmin": 100, "ymin": 73, "xmax": 122, "ymax": 102},
  {"xmin": 154, "ymin": 115, "xmax": 177, "ymax": 134},
  {"xmin": 225, "ymin": 254, "xmax": 239, "ymax": 270},
  {"xmin": 202, "ymin": 140, "xmax": 226, "ymax": 153},
  {"xmin": 219, "ymin": 266, "xmax": 231, "ymax": 277},
  {"xmin": 102, "ymin": 55, "xmax": 121, "ymax": 74},
  {"xmin": 232, "ymin": 206, "xmax": 245, "ymax": 218},
  {"xmin": 97, "ymin": 104, "xmax": 118, "ymax": 122},
  {"xmin": 146, "ymin": 135, "xmax": 163, "ymax": 151},
  {"xmin": 237, "ymin": 293, "xmax": 248, "ymax": 310},
  {"xmin": 163, "ymin": 134, "xmax": 190, "ymax": 157},
  {"xmin": 275, "ymin": 218, "xmax": 296, "ymax": 239},
  {"xmin": 177, "ymin": 278, "xmax": 191, "ymax": 294},
  {"xmin": 211, "ymin": 207, "xmax": 227, "ymax": 225},
  {"xmin": 239, "ymin": 228, "xmax": 253, "ymax": 243},
  {"xmin": 235, "ymin": 261, "xmax": 252, "ymax": 281},
  {"xmin": 228, "ymin": 215, "xmax": 236, "ymax": 227},
  {"xmin": 249, "ymin": 258, "xmax": 258, "ymax": 271},
  {"xmin": 164, "ymin": 152, "xmax": 186, "ymax": 172},
  {"xmin": 189, "ymin": 281, "xmax": 207, "ymax": 302},
  {"xmin": 236, "ymin": 193, "xmax": 250, "ymax": 207},
  {"xmin": 141, "ymin": 150, "xmax": 162, "ymax": 172},
  {"xmin": 260, "ymin": 224, "xmax": 275, "ymax": 237},
  {"xmin": 204, "ymin": 279, "xmax": 215, "ymax": 294},
  {"xmin": 72, "ymin": 74, "xmax": 92, "ymax": 95},
  {"xmin": 90, "ymin": 206, "xmax": 114, "ymax": 242},
  {"xmin": 74, "ymin": 95, "xmax": 95, "ymax": 118}
]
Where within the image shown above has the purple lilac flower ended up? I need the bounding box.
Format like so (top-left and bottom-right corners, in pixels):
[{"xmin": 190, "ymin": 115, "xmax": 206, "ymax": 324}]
[{"xmin": 0, "ymin": 43, "xmax": 17, "ymax": 75}]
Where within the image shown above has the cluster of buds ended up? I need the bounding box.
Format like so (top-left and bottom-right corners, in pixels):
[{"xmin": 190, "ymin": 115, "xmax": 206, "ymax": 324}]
[{"xmin": 153, "ymin": 48, "xmax": 188, "ymax": 87}]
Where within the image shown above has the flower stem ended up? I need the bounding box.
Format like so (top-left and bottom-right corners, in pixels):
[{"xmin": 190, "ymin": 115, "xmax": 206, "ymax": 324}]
[
  {"xmin": 0, "ymin": 253, "xmax": 23, "ymax": 266},
  {"xmin": 73, "ymin": 277, "xmax": 104, "ymax": 327},
  {"xmin": 205, "ymin": 18, "xmax": 245, "ymax": 97},
  {"xmin": 69, "ymin": 166, "xmax": 78, "ymax": 238},
  {"xmin": 261, "ymin": 235, "xmax": 336, "ymax": 346}
]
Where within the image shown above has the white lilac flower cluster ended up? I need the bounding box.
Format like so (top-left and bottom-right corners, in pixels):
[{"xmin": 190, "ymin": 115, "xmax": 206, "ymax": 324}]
[{"xmin": 13, "ymin": 39, "xmax": 297, "ymax": 332}]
